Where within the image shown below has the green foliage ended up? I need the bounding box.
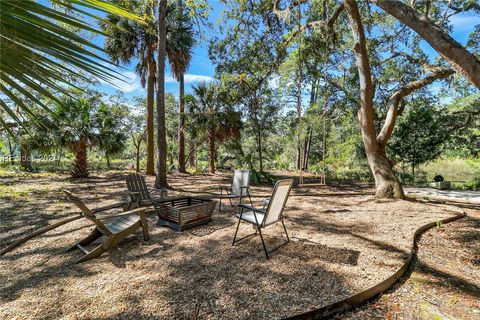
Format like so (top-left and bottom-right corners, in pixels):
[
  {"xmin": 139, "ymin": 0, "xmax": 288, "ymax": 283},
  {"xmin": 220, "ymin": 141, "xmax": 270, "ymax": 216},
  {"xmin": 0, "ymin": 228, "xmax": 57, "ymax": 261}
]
[
  {"xmin": 420, "ymin": 157, "xmax": 480, "ymax": 184},
  {"xmin": 0, "ymin": 0, "xmax": 141, "ymax": 132},
  {"xmin": 95, "ymin": 98, "xmax": 129, "ymax": 167},
  {"xmin": 102, "ymin": 0, "xmax": 196, "ymax": 85},
  {"xmin": 441, "ymin": 94, "xmax": 480, "ymax": 158},
  {"xmin": 187, "ymin": 81, "xmax": 241, "ymax": 143},
  {"xmin": 388, "ymin": 98, "xmax": 449, "ymax": 176},
  {"xmin": 461, "ymin": 177, "xmax": 480, "ymax": 191},
  {"xmin": 250, "ymin": 169, "xmax": 275, "ymax": 185}
]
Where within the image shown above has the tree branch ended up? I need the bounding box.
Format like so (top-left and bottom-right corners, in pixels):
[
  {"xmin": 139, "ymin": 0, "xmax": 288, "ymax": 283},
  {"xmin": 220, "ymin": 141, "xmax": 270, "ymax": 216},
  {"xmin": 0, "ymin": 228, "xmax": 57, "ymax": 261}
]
[
  {"xmin": 343, "ymin": 0, "xmax": 378, "ymax": 144},
  {"xmin": 328, "ymin": 78, "xmax": 358, "ymax": 105},
  {"xmin": 377, "ymin": 67, "xmax": 455, "ymax": 146},
  {"xmin": 440, "ymin": 1, "xmax": 480, "ymax": 24},
  {"xmin": 448, "ymin": 0, "xmax": 480, "ymax": 14},
  {"xmin": 387, "ymin": 51, "xmax": 450, "ymax": 74},
  {"xmin": 371, "ymin": 0, "xmax": 480, "ymax": 88},
  {"xmin": 282, "ymin": 4, "xmax": 345, "ymax": 47},
  {"xmin": 272, "ymin": 0, "xmax": 309, "ymax": 21}
]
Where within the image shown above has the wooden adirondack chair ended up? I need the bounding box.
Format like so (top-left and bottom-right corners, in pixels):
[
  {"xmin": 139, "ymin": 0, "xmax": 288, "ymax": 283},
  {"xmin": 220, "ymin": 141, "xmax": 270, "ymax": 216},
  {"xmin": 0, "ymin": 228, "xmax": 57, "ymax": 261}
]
[
  {"xmin": 126, "ymin": 173, "xmax": 167, "ymax": 208},
  {"xmin": 65, "ymin": 191, "xmax": 150, "ymax": 263}
]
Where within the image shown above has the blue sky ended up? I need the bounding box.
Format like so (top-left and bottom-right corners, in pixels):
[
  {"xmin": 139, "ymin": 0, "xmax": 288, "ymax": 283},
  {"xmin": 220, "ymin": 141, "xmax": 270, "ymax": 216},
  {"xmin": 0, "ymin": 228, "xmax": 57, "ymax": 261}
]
[
  {"xmin": 92, "ymin": 2, "xmax": 479, "ymax": 101},
  {"xmin": 96, "ymin": 1, "xmax": 226, "ymax": 100},
  {"xmin": 420, "ymin": 13, "xmax": 479, "ymax": 60}
]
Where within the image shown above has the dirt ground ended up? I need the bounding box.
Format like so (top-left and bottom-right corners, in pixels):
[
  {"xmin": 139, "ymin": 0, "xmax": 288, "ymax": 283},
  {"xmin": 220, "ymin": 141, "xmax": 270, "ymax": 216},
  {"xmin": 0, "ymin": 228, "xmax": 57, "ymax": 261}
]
[
  {"xmin": 0, "ymin": 171, "xmax": 477, "ymax": 319},
  {"xmin": 337, "ymin": 211, "xmax": 480, "ymax": 320}
]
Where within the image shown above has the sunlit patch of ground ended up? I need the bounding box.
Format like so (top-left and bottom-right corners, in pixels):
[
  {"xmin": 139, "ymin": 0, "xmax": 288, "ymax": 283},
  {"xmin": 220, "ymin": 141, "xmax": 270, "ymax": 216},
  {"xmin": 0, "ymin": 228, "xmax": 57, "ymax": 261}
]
[{"xmin": 0, "ymin": 171, "xmax": 475, "ymax": 319}]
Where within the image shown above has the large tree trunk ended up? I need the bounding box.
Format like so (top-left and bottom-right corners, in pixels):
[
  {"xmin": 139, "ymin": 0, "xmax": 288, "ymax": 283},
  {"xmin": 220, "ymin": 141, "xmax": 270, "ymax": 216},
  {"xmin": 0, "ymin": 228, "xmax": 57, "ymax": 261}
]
[
  {"xmin": 155, "ymin": 0, "xmax": 168, "ymax": 188},
  {"xmin": 208, "ymin": 131, "xmax": 215, "ymax": 174},
  {"xmin": 146, "ymin": 51, "xmax": 156, "ymax": 175},
  {"xmin": 372, "ymin": 0, "xmax": 480, "ymax": 89},
  {"xmin": 71, "ymin": 136, "xmax": 88, "ymax": 178},
  {"xmin": 366, "ymin": 146, "xmax": 405, "ymax": 198},
  {"xmin": 344, "ymin": 0, "xmax": 404, "ymax": 199},
  {"xmin": 178, "ymin": 73, "xmax": 186, "ymax": 173}
]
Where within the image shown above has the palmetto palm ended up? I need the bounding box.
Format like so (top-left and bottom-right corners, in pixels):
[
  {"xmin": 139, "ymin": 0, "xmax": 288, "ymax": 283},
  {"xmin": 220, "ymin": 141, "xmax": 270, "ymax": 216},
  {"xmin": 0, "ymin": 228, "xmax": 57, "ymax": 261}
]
[
  {"xmin": 102, "ymin": 0, "xmax": 195, "ymax": 175},
  {"xmin": 0, "ymin": 0, "xmax": 140, "ymax": 134},
  {"xmin": 188, "ymin": 82, "xmax": 241, "ymax": 174},
  {"xmin": 54, "ymin": 98, "xmax": 96, "ymax": 178}
]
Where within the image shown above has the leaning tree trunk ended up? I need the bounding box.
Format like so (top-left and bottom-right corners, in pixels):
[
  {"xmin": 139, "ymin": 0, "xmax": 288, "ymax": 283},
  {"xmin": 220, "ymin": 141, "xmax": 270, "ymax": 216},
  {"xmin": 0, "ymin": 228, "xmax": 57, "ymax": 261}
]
[
  {"xmin": 146, "ymin": 51, "xmax": 156, "ymax": 175},
  {"xmin": 135, "ymin": 146, "xmax": 140, "ymax": 173},
  {"xmin": 344, "ymin": 0, "xmax": 404, "ymax": 199},
  {"xmin": 372, "ymin": 0, "xmax": 480, "ymax": 89},
  {"xmin": 208, "ymin": 131, "xmax": 215, "ymax": 174},
  {"xmin": 71, "ymin": 136, "xmax": 88, "ymax": 178},
  {"xmin": 154, "ymin": 0, "xmax": 168, "ymax": 188},
  {"xmin": 178, "ymin": 73, "xmax": 186, "ymax": 173}
]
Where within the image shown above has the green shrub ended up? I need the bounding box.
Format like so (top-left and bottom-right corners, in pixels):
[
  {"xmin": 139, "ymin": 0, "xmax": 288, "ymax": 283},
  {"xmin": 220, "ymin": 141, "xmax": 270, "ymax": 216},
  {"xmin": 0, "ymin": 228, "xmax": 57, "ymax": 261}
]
[{"xmin": 461, "ymin": 177, "xmax": 480, "ymax": 191}]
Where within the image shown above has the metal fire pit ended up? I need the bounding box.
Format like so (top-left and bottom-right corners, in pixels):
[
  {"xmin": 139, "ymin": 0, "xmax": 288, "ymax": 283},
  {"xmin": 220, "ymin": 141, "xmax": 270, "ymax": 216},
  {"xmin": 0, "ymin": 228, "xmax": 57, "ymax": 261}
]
[{"xmin": 154, "ymin": 197, "xmax": 216, "ymax": 232}]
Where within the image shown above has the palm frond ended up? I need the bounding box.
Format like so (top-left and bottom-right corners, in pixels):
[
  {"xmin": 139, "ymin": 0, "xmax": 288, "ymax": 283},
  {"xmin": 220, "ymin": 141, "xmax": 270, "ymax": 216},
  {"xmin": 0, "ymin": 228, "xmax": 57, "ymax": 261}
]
[{"xmin": 0, "ymin": 0, "xmax": 142, "ymax": 133}]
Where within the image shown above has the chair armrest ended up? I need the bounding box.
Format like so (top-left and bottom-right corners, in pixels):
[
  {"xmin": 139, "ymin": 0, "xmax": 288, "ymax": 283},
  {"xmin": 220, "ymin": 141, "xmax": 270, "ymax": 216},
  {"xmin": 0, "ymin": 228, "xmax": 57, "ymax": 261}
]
[
  {"xmin": 220, "ymin": 185, "xmax": 231, "ymax": 195},
  {"xmin": 90, "ymin": 201, "xmax": 126, "ymax": 213},
  {"xmin": 238, "ymin": 204, "xmax": 265, "ymax": 214},
  {"xmin": 97, "ymin": 207, "xmax": 146, "ymax": 220}
]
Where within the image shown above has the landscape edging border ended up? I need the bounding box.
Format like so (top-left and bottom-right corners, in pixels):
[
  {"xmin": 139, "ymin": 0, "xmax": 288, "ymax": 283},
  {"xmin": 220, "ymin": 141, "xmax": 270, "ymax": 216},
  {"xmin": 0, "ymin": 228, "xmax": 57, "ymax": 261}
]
[{"xmin": 285, "ymin": 213, "xmax": 466, "ymax": 320}]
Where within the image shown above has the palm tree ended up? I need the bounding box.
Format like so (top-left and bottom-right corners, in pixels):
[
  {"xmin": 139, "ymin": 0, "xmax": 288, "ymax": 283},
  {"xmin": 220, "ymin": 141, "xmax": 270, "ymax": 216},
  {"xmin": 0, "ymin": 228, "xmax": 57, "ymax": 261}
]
[
  {"xmin": 102, "ymin": 0, "xmax": 195, "ymax": 177},
  {"xmin": 54, "ymin": 98, "xmax": 96, "ymax": 178},
  {"xmin": 166, "ymin": 2, "xmax": 195, "ymax": 173},
  {"xmin": 95, "ymin": 103, "xmax": 129, "ymax": 169},
  {"xmin": 156, "ymin": 0, "xmax": 169, "ymax": 187},
  {"xmin": 102, "ymin": 0, "xmax": 157, "ymax": 176},
  {"xmin": 0, "ymin": 0, "xmax": 140, "ymax": 133},
  {"xmin": 188, "ymin": 82, "xmax": 241, "ymax": 174}
]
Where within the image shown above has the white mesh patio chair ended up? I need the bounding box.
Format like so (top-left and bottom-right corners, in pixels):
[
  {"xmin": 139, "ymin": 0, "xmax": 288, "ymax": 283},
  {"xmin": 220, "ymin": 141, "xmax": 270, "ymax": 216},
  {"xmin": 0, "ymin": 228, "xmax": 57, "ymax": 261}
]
[
  {"xmin": 218, "ymin": 169, "xmax": 253, "ymax": 210},
  {"xmin": 232, "ymin": 179, "xmax": 293, "ymax": 259}
]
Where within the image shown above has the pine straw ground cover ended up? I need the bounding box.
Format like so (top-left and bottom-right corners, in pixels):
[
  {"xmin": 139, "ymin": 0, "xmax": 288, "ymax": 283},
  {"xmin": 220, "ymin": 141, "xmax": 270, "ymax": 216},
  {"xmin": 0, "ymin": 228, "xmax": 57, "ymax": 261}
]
[
  {"xmin": 337, "ymin": 208, "xmax": 480, "ymax": 320},
  {"xmin": 0, "ymin": 171, "xmax": 475, "ymax": 319}
]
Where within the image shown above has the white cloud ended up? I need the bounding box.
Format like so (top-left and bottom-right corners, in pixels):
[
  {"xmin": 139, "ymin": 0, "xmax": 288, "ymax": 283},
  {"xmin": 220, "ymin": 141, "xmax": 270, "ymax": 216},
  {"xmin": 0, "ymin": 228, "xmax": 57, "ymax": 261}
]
[
  {"xmin": 184, "ymin": 74, "xmax": 214, "ymax": 83},
  {"xmin": 100, "ymin": 71, "xmax": 143, "ymax": 93},
  {"xmin": 101, "ymin": 72, "xmax": 213, "ymax": 92},
  {"xmin": 165, "ymin": 73, "xmax": 214, "ymax": 83}
]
